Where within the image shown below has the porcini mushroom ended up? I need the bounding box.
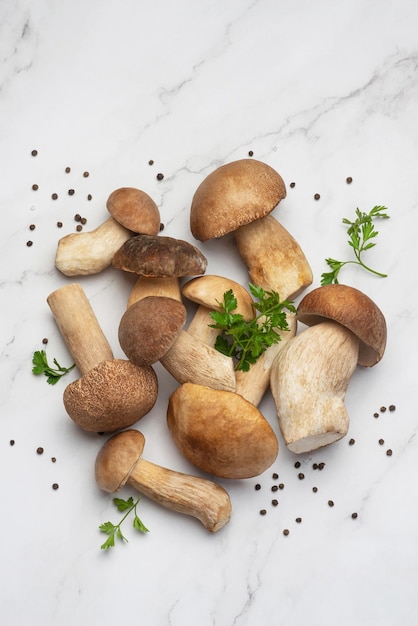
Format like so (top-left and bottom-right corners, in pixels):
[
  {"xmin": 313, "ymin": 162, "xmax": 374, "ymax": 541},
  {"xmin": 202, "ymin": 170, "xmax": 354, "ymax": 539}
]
[
  {"xmin": 270, "ymin": 284, "xmax": 387, "ymax": 453},
  {"xmin": 95, "ymin": 429, "xmax": 231, "ymax": 532},
  {"xmin": 55, "ymin": 187, "xmax": 160, "ymax": 276},
  {"xmin": 167, "ymin": 382, "xmax": 278, "ymax": 479},
  {"xmin": 47, "ymin": 283, "xmax": 158, "ymax": 432},
  {"xmin": 190, "ymin": 158, "xmax": 313, "ymax": 299}
]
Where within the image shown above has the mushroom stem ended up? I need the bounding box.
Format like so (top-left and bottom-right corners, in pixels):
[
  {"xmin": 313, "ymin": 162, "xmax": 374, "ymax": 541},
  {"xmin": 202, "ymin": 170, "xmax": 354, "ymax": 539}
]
[
  {"xmin": 47, "ymin": 283, "xmax": 113, "ymax": 375},
  {"xmin": 127, "ymin": 276, "xmax": 182, "ymax": 308},
  {"xmin": 128, "ymin": 458, "xmax": 231, "ymax": 532},
  {"xmin": 55, "ymin": 217, "xmax": 132, "ymax": 277},
  {"xmin": 270, "ymin": 320, "xmax": 359, "ymax": 453},
  {"xmin": 234, "ymin": 214, "xmax": 313, "ymax": 300},
  {"xmin": 186, "ymin": 305, "xmax": 221, "ymax": 346}
]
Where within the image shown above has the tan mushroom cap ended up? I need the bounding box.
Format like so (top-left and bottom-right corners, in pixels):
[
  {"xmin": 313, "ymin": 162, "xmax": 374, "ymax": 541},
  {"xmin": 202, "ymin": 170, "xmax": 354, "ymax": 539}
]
[
  {"xmin": 167, "ymin": 382, "xmax": 278, "ymax": 479},
  {"xmin": 63, "ymin": 359, "xmax": 158, "ymax": 432},
  {"xmin": 112, "ymin": 234, "xmax": 207, "ymax": 277},
  {"xmin": 182, "ymin": 275, "xmax": 255, "ymax": 321},
  {"xmin": 190, "ymin": 159, "xmax": 287, "ymax": 241},
  {"xmin": 118, "ymin": 296, "xmax": 187, "ymax": 366},
  {"xmin": 296, "ymin": 284, "xmax": 387, "ymax": 367},
  {"xmin": 95, "ymin": 429, "xmax": 145, "ymax": 493},
  {"xmin": 106, "ymin": 187, "xmax": 161, "ymax": 234}
]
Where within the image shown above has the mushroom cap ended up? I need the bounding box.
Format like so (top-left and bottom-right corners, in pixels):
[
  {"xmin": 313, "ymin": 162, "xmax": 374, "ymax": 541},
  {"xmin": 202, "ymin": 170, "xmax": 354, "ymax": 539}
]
[
  {"xmin": 112, "ymin": 234, "xmax": 207, "ymax": 277},
  {"xmin": 95, "ymin": 429, "xmax": 145, "ymax": 493},
  {"xmin": 296, "ymin": 284, "xmax": 387, "ymax": 367},
  {"xmin": 63, "ymin": 359, "xmax": 158, "ymax": 432},
  {"xmin": 190, "ymin": 159, "xmax": 287, "ymax": 241},
  {"xmin": 167, "ymin": 382, "xmax": 278, "ymax": 479},
  {"xmin": 119, "ymin": 296, "xmax": 187, "ymax": 366},
  {"xmin": 182, "ymin": 275, "xmax": 255, "ymax": 321},
  {"xmin": 106, "ymin": 187, "xmax": 161, "ymax": 234}
]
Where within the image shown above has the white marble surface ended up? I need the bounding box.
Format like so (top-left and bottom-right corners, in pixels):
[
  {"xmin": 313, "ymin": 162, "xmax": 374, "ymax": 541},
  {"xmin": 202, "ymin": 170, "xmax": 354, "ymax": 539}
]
[{"xmin": 1, "ymin": 1, "xmax": 418, "ymax": 624}]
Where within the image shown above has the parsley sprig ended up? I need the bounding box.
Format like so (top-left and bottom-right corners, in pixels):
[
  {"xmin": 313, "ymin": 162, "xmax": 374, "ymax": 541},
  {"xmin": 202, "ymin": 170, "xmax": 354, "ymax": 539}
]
[
  {"xmin": 99, "ymin": 496, "xmax": 149, "ymax": 550},
  {"xmin": 321, "ymin": 205, "xmax": 390, "ymax": 285},
  {"xmin": 32, "ymin": 349, "xmax": 75, "ymax": 384},
  {"xmin": 209, "ymin": 283, "xmax": 295, "ymax": 372}
]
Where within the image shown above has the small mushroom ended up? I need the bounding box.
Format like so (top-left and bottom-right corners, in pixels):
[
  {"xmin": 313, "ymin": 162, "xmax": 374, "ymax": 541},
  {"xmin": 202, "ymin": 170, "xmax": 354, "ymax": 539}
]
[
  {"xmin": 118, "ymin": 296, "xmax": 187, "ymax": 367},
  {"xmin": 95, "ymin": 429, "xmax": 231, "ymax": 532},
  {"xmin": 270, "ymin": 284, "xmax": 387, "ymax": 453},
  {"xmin": 167, "ymin": 382, "xmax": 278, "ymax": 479},
  {"xmin": 190, "ymin": 158, "xmax": 313, "ymax": 299},
  {"xmin": 47, "ymin": 283, "xmax": 158, "ymax": 432},
  {"xmin": 55, "ymin": 187, "xmax": 160, "ymax": 276}
]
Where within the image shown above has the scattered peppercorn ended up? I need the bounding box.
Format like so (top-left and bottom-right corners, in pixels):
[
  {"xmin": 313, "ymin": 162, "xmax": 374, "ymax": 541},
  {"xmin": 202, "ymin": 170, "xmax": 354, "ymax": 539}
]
[
  {"xmin": 289, "ymin": 182, "xmax": 296, "ymax": 188},
  {"xmin": 318, "ymin": 462, "xmax": 326, "ymax": 470},
  {"xmin": 255, "ymin": 483, "xmax": 261, "ymax": 491},
  {"xmin": 156, "ymin": 173, "xmax": 164, "ymax": 181},
  {"xmin": 346, "ymin": 177, "xmax": 353, "ymax": 184},
  {"xmin": 248, "ymin": 150, "xmax": 254, "ymax": 157},
  {"xmin": 31, "ymin": 149, "xmax": 38, "ymax": 156},
  {"xmin": 26, "ymin": 240, "xmax": 33, "ymax": 247},
  {"xmin": 32, "ymin": 184, "xmax": 39, "ymax": 191},
  {"xmin": 29, "ymin": 224, "xmax": 36, "ymax": 231},
  {"xmin": 373, "ymin": 412, "xmax": 379, "ymax": 418},
  {"xmin": 259, "ymin": 509, "xmax": 267, "ymax": 516},
  {"xmin": 314, "ymin": 193, "xmax": 321, "ymax": 200},
  {"xmin": 65, "ymin": 166, "xmax": 71, "ymax": 173},
  {"xmin": 159, "ymin": 223, "xmax": 165, "ymax": 231},
  {"xmin": 87, "ymin": 194, "xmax": 92, "ymax": 201},
  {"xmin": 57, "ymin": 221, "xmax": 63, "ymax": 228},
  {"xmin": 386, "ymin": 449, "xmax": 393, "ymax": 456},
  {"xmin": 379, "ymin": 438, "xmax": 384, "ymax": 445},
  {"xmin": 36, "ymin": 447, "xmax": 44, "ymax": 455},
  {"xmin": 52, "ymin": 483, "xmax": 59, "ymax": 490},
  {"xmin": 272, "ymin": 472, "xmax": 279, "ymax": 480},
  {"xmin": 389, "ymin": 404, "xmax": 396, "ymax": 412},
  {"xmin": 278, "ymin": 483, "xmax": 285, "ymax": 490},
  {"xmin": 294, "ymin": 461, "xmax": 301, "ymax": 468},
  {"xmin": 380, "ymin": 406, "xmax": 387, "ymax": 413},
  {"xmin": 51, "ymin": 457, "xmax": 56, "ymax": 463},
  {"xmin": 349, "ymin": 438, "xmax": 355, "ymax": 445},
  {"xmin": 10, "ymin": 440, "xmax": 15, "ymax": 446},
  {"xmin": 76, "ymin": 224, "xmax": 82, "ymax": 232},
  {"xmin": 51, "ymin": 193, "xmax": 58, "ymax": 200},
  {"xmin": 74, "ymin": 214, "xmax": 82, "ymax": 222},
  {"xmin": 351, "ymin": 512, "xmax": 358, "ymax": 519},
  {"xmin": 83, "ymin": 171, "xmax": 89, "ymax": 178},
  {"xmin": 271, "ymin": 485, "xmax": 279, "ymax": 492},
  {"xmin": 68, "ymin": 189, "xmax": 75, "ymax": 196},
  {"xmin": 148, "ymin": 159, "xmax": 154, "ymax": 165},
  {"xmin": 295, "ymin": 517, "xmax": 302, "ymax": 524},
  {"xmin": 271, "ymin": 499, "xmax": 278, "ymax": 506},
  {"xmin": 312, "ymin": 463, "xmax": 318, "ymax": 470},
  {"xmin": 80, "ymin": 217, "xmax": 87, "ymax": 225},
  {"xmin": 283, "ymin": 529, "xmax": 289, "ymax": 536},
  {"xmin": 312, "ymin": 486, "xmax": 318, "ymax": 493},
  {"xmin": 328, "ymin": 500, "xmax": 334, "ymax": 507},
  {"xmin": 42, "ymin": 337, "xmax": 48, "ymax": 344},
  {"xmin": 298, "ymin": 473, "xmax": 305, "ymax": 480}
]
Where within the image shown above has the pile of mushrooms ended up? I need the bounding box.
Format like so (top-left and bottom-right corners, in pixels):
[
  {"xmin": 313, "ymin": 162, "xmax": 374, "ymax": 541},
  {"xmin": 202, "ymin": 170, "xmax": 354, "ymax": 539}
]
[{"xmin": 47, "ymin": 162, "xmax": 387, "ymax": 534}]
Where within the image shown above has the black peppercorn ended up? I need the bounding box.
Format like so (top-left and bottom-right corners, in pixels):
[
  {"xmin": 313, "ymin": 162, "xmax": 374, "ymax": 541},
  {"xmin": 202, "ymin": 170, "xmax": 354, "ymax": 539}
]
[
  {"xmin": 52, "ymin": 483, "xmax": 59, "ymax": 490},
  {"xmin": 389, "ymin": 404, "xmax": 396, "ymax": 412},
  {"xmin": 272, "ymin": 472, "xmax": 279, "ymax": 479},
  {"xmin": 29, "ymin": 224, "xmax": 36, "ymax": 231},
  {"xmin": 31, "ymin": 149, "xmax": 38, "ymax": 156},
  {"xmin": 295, "ymin": 517, "xmax": 302, "ymax": 524},
  {"xmin": 87, "ymin": 194, "xmax": 92, "ymax": 201},
  {"xmin": 68, "ymin": 189, "xmax": 75, "ymax": 196},
  {"xmin": 57, "ymin": 221, "xmax": 63, "ymax": 228},
  {"xmin": 328, "ymin": 500, "xmax": 334, "ymax": 507},
  {"xmin": 76, "ymin": 225, "xmax": 82, "ymax": 232},
  {"xmin": 294, "ymin": 461, "xmax": 301, "ymax": 468},
  {"xmin": 312, "ymin": 486, "xmax": 318, "ymax": 493},
  {"xmin": 314, "ymin": 193, "xmax": 320, "ymax": 200},
  {"xmin": 65, "ymin": 166, "xmax": 71, "ymax": 173},
  {"xmin": 10, "ymin": 440, "xmax": 15, "ymax": 446},
  {"xmin": 42, "ymin": 338, "xmax": 48, "ymax": 344},
  {"xmin": 148, "ymin": 159, "xmax": 154, "ymax": 165},
  {"xmin": 83, "ymin": 171, "xmax": 89, "ymax": 178},
  {"xmin": 318, "ymin": 462, "xmax": 326, "ymax": 470},
  {"xmin": 298, "ymin": 473, "xmax": 305, "ymax": 480},
  {"xmin": 159, "ymin": 223, "xmax": 165, "ymax": 231},
  {"xmin": 51, "ymin": 457, "xmax": 56, "ymax": 463},
  {"xmin": 36, "ymin": 447, "xmax": 44, "ymax": 455},
  {"xmin": 271, "ymin": 485, "xmax": 279, "ymax": 492},
  {"xmin": 380, "ymin": 406, "xmax": 387, "ymax": 413},
  {"xmin": 349, "ymin": 438, "xmax": 355, "ymax": 445},
  {"xmin": 379, "ymin": 438, "xmax": 384, "ymax": 445},
  {"xmin": 255, "ymin": 483, "xmax": 261, "ymax": 491},
  {"xmin": 351, "ymin": 512, "xmax": 358, "ymax": 519},
  {"xmin": 248, "ymin": 150, "xmax": 254, "ymax": 157},
  {"xmin": 156, "ymin": 173, "xmax": 164, "ymax": 181},
  {"xmin": 26, "ymin": 240, "xmax": 33, "ymax": 247},
  {"xmin": 346, "ymin": 177, "xmax": 353, "ymax": 184},
  {"xmin": 386, "ymin": 449, "xmax": 393, "ymax": 456},
  {"xmin": 260, "ymin": 509, "xmax": 267, "ymax": 516},
  {"xmin": 289, "ymin": 182, "xmax": 296, "ymax": 188},
  {"xmin": 32, "ymin": 184, "xmax": 39, "ymax": 191},
  {"xmin": 278, "ymin": 483, "xmax": 284, "ymax": 490},
  {"xmin": 283, "ymin": 529, "xmax": 289, "ymax": 536},
  {"xmin": 373, "ymin": 412, "xmax": 379, "ymax": 418},
  {"xmin": 271, "ymin": 499, "xmax": 278, "ymax": 506}
]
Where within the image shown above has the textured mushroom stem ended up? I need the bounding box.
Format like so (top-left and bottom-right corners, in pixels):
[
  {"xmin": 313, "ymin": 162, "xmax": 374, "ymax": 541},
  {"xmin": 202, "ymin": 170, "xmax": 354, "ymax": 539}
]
[
  {"xmin": 234, "ymin": 214, "xmax": 313, "ymax": 300},
  {"xmin": 160, "ymin": 330, "xmax": 236, "ymax": 392},
  {"xmin": 127, "ymin": 276, "xmax": 182, "ymax": 308},
  {"xmin": 47, "ymin": 283, "xmax": 113, "ymax": 375},
  {"xmin": 55, "ymin": 217, "xmax": 132, "ymax": 276},
  {"xmin": 186, "ymin": 305, "xmax": 221, "ymax": 346},
  {"xmin": 270, "ymin": 321, "xmax": 359, "ymax": 454},
  {"xmin": 235, "ymin": 314, "xmax": 297, "ymax": 406},
  {"xmin": 128, "ymin": 459, "xmax": 231, "ymax": 532}
]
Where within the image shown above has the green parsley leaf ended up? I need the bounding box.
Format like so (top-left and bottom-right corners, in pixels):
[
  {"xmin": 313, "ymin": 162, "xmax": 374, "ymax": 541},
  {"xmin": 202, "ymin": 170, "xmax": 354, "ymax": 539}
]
[
  {"xmin": 32, "ymin": 350, "xmax": 75, "ymax": 385},
  {"xmin": 209, "ymin": 283, "xmax": 295, "ymax": 372},
  {"xmin": 99, "ymin": 495, "xmax": 149, "ymax": 550},
  {"xmin": 321, "ymin": 205, "xmax": 389, "ymax": 285}
]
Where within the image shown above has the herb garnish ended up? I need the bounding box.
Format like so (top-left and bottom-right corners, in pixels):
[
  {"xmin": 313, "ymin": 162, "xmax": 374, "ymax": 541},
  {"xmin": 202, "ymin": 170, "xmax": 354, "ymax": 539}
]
[
  {"xmin": 32, "ymin": 350, "xmax": 75, "ymax": 384},
  {"xmin": 321, "ymin": 205, "xmax": 390, "ymax": 285},
  {"xmin": 99, "ymin": 496, "xmax": 149, "ymax": 549},
  {"xmin": 209, "ymin": 283, "xmax": 295, "ymax": 372}
]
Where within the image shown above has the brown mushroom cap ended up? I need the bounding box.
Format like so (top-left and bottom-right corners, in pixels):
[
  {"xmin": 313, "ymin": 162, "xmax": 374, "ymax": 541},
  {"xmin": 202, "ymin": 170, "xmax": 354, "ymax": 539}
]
[
  {"xmin": 106, "ymin": 187, "xmax": 161, "ymax": 234},
  {"xmin": 63, "ymin": 359, "xmax": 158, "ymax": 432},
  {"xmin": 95, "ymin": 429, "xmax": 145, "ymax": 493},
  {"xmin": 112, "ymin": 234, "xmax": 207, "ymax": 277},
  {"xmin": 296, "ymin": 284, "xmax": 387, "ymax": 367},
  {"xmin": 167, "ymin": 382, "xmax": 278, "ymax": 479},
  {"xmin": 190, "ymin": 159, "xmax": 287, "ymax": 241},
  {"xmin": 182, "ymin": 275, "xmax": 255, "ymax": 321},
  {"xmin": 118, "ymin": 296, "xmax": 187, "ymax": 366}
]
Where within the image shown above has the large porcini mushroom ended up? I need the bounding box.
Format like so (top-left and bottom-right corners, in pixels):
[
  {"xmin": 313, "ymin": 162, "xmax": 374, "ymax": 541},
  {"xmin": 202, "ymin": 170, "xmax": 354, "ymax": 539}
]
[
  {"xmin": 47, "ymin": 283, "xmax": 158, "ymax": 432},
  {"xmin": 55, "ymin": 187, "xmax": 161, "ymax": 276},
  {"xmin": 167, "ymin": 382, "xmax": 278, "ymax": 479},
  {"xmin": 270, "ymin": 284, "xmax": 387, "ymax": 453},
  {"xmin": 190, "ymin": 158, "xmax": 313, "ymax": 299},
  {"xmin": 95, "ymin": 429, "xmax": 231, "ymax": 532}
]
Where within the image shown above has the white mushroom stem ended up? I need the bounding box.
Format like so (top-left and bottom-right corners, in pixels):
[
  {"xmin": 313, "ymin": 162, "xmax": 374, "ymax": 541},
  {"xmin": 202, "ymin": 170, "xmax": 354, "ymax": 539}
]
[
  {"xmin": 186, "ymin": 305, "xmax": 221, "ymax": 346},
  {"xmin": 127, "ymin": 276, "xmax": 182, "ymax": 308},
  {"xmin": 160, "ymin": 330, "xmax": 236, "ymax": 392},
  {"xmin": 270, "ymin": 320, "xmax": 359, "ymax": 454},
  {"xmin": 234, "ymin": 214, "xmax": 313, "ymax": 300},
  {"xmin": 55, "ymin": 217, "xmax": 132, "ymax": 276},
  {"xmin": 235, "ymin": 313, "xmax": 297, "ymax": 406},
  {"xmin": 47, "ymin": 283, "xmax": 114, "ymax": 375}
]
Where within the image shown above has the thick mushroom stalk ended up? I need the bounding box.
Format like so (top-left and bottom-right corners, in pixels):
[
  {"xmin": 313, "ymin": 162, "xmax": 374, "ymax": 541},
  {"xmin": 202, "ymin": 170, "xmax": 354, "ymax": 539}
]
[
  {"xmin": 95, "ymin": 430, "xmax": 231, "ymax": 532},
  {"xmin": 270, "ymin": 321, "xmax": 359, "ymax": 453},
  {"xmin": 47, "ymin": 283, "xmax": 158, "ymax": 432}
]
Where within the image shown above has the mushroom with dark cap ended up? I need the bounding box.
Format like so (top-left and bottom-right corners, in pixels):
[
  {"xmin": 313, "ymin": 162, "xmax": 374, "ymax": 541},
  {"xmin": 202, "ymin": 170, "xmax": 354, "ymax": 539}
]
[
  {"xmin": 47, "ymin": 283, "xmax": 158, "ymax": 433},
  {"xmin": 190, "ymin": 158, "xmax": 313, "ymax": 300},
  {"xmin": 55, "ymin": 187, "xmax": 161, "ymax": 276},
  {"xmin": 270, "ymin": 284, "xmax": 387, "ymax": 453},
  {"xmin": 95, "ymin": 429, "xmax": 232, "ymax": 532}
]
